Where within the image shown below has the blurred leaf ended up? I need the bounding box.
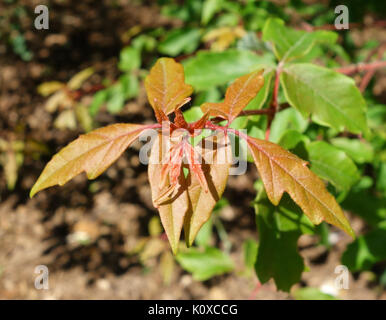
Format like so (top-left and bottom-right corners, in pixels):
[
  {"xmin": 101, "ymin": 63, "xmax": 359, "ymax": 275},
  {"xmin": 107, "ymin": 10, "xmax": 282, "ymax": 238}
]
[
  {"xmin": 293, "ymin": 287, "xmax": 338, "ymax": 300},
  {"xmin": 140, "ymin": 238, "xmax": 166, "ymax": 263},
  {"xmin": 307, "ymin": 141, "xmax": 360, "ymax": 191},
  {"xmin": 68, "ymin": 67, "xmax": 94, "ymax": 90},
  {"xmin": 243, "ymin": 239, "xmax": 258, "ymax": 270},
  {"xmin": 89, "ymin": 89, "xmax": 108, "ymax": 116},
  {"xmin": 148, "ymin": 216, "xmax": 162, "ymax": 237},
  {"xmin": 342, "ymin": 221, "xmax": 386, "ymax": 271},
  {"xmin": 2, "ymin": 149, "xmax": 18, "ymax": 190},
  {"xmin": 281, "ymin": 63, "xmax": 369, "ymax": 136},
  {"xmin": 37, "ymin": 81, "xmax": 65, "ymax": 97},
  {"xmin": 160, "ymin": 250, "xmax": 175, "ymax": 285},
  {"xmin": 330, "ymin": 138, "xmax": 374, "ymax": 164},
  {"xmin": 45, "ymin": 91, "xmax": 68, "ymax": 113},
  {"xmin": 75, "ymin": 104, "xmax": 93, "ymax": 132},
  {"xmin": 158, "ymin": 28, "xmax": 201, "ymax": 57},
  {"xmin": 262, "ymin": 18, "xmax": 337, "ymax": 62},
  {"xmin": 54, "ymin": 109, "xmax": 77, "ymax": 130},
  {"xmin": 176, "ymin": 247, "xmax": 234, "ymax": 281},
  {"xmin": 203, "ymin": 26, "xmax": 246, "ymax": 51},
  {"xmin": 118, "ymin": 46, "xmax": 141, "ymax": 72},
  {"xmin": 194, "ymin": 217, "xmax": 213, "ymax": 247},
  {"xmin": 201, "ymin": 0, "xmax": 221, "ymax": 25},
  {"xmin": 269, "ymin": 108, "xmax": 308, "ymax": 143},
  {"xmin": 278, "ymin": 130, "xmax": 309, "ymax": 150},
  {"xmin": 184, "ymin": 49, "xmax": 275, "ymax": 90}
]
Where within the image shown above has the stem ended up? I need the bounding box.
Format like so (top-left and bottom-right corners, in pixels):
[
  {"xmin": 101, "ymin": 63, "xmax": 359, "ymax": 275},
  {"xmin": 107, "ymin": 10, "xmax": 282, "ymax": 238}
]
[
  {"xmin": 265, "ymin": 64, "xmax": 282, "ymax": 140},
  {"xmin": 335, "ymin": 60, "xmax": 386, "ymax": 75}
]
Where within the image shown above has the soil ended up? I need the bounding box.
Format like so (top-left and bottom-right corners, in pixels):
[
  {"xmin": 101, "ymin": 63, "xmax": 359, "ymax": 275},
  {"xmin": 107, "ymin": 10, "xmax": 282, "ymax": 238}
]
[{"xmin": 0, "ymin": 0, "xmax": 385, "ymax": 300}]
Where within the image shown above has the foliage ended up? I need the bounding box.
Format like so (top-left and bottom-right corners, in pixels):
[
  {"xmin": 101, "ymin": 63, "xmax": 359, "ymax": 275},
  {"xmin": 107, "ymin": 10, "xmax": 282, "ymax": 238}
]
[{"xmin": 28, "ymin": 0, "xmax": 386, "ymax": 294}]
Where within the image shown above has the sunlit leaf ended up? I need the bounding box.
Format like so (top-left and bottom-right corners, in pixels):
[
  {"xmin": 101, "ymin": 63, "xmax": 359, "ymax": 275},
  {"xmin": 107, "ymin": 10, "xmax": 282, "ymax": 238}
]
[
  {"xmin": 184, "ymin": 132, "xmax": 232, "ymax": 246},
  {"xmin": 67, "ymin": 67, "xmax": 94, "ymax": 90},
  {"xmin": 37, "ymin": 81, "xmax": 65, "ymax": 97},
  {"xmin": 201, "ymin": 70, "xmax": 264, "ymax": 123},
  {"xmin": 281, "ymin": 63, "xmax": 369, "ymax": 136},
  {"xmin": 30, "ymin": 123, "xmax": 148, "ymax": 197},
  {"xmin": 247, "ymin": 136, "xmax": 354, "ymax": 237},
  {"xmin": 145, "ymin": 58, "xmax": 193, "ymax": 120},
  {"xmin": 148, "ymin": 133, "xmax": 190, "ymax": 254}
]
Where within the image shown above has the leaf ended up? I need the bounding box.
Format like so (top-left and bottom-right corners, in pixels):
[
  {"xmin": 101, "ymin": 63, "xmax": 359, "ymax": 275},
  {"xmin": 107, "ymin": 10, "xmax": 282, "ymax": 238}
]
[
  {"xmin": 30, "ymin": 123, "xmax": 148, "ymax": 197},
  {"xmin": 201, "ymin": 70, "xmax": 264, "ymax": 123},
  {"xmin": 160, "ymin": 250, "xmax": 176, "ymax": 285},
  {"xmin": 243, "ymin": 239, "xmax": 258, "ymax": 270},
  {"xmin": 37, "ymin": 81, "xmax": 65, "ymax": 97},
  {"xmin": 183, "ymin": 49, "xmax": 275, "ymax": 90},
  {"xmin": 145, "ymin": 58, "xmax": 193, "ymax": 118},
  {"xmin": 269, "ymin": 108, "xmax": 308, "ymax": 143},
  {"xmin": 75, "ymin": 104, "xmax": 93, "ymax": 132},
  {"xmin": 262, "ymin": 18, "xmax": 337, "ymax": 62},
  {"xmin": 67, "ymin": 67, "xmax": 94, "ymax": 90},
  {"xmin": 148, "ymin": 133, "xmax": 190, "ymax": 254},
  {"xmin": 201, "ymin": 0, "xmax": 221, "ymax": 25},
  {"xmin": 118, "ymin": 46, "xmax": 141, "ymax": 72},
  {"xmin": 89, "ymin": 89, "xmax": 108, "ymax": 116},
  {"xmin": 54, "ymin": 109, "xmax": 77, "ymax": 130},
  {"xmin": 176, "ymin": 247, "xmax": 234, "ymax": 281},
  {"xmin": 247, "ymin": 136, "xmax": 354, "ymax": 237},
  {"xmin": 306, "ymin": 141, "xmax": 360, "ymax": 191},
  {"xmin": 342, "ymin": 221, "xmax": 386, "ymax": 271},
  {"xmin": 330, "ymin": 137, "xmax": 374, "ymax": 164},
  {"xmin": 293, "ymin": 287, "xmax": 338, "ymax": 300},
  {"xmin": 184, "ymin": 132, "xmax": 232, "ymax": 246},
  {"xmin": 158, "ymin": 28, "xmax": 201, "ymax": 57},
  {"xmin": 255, "ymin": 193, "xmax": 313, "ymax": 292},
  {"xmin": 281, "ymin": 63, "xmax": 369, "ymax": 135},
  {"xmin": 2, "ymin": 149, "xmax": 18, "ymax": 190},
  {"xmin": 244, "ymin": 69, "xmax": 275, "ymax": 111}
]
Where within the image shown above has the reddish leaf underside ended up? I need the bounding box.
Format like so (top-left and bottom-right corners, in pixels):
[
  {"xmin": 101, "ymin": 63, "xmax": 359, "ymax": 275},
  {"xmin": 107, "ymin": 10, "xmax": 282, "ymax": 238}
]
[
  {"xmin": 30, "ymin": 123, "xmax": 148, "ymax": 197},
  {"xmin": 145, "ymin": 58, "xmax": 193, "ymax": 122},
  {"xmin": 201, "ymin": 69, "xmax": 264, "ymax": 123},
  {"xmin": 247, "ymin": 136, "xmax": 354, "ymax": 237}
]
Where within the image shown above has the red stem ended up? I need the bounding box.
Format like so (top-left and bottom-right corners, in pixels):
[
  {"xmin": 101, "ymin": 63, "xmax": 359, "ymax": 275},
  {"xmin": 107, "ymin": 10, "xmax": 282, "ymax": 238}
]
[{"xmin": 335, "ymin": 60, "xmax": 386, "ymax": 75}]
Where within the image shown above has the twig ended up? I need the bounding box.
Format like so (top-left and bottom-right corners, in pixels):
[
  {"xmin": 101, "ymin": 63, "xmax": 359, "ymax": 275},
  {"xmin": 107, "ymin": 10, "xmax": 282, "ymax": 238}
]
[
  {"xmin": 335, "ymin": 60, "xmax": 386, "ymax": 75},
  {"xmin": 359, "ymin": 44, "xmax": 386, "ymax": 92}
]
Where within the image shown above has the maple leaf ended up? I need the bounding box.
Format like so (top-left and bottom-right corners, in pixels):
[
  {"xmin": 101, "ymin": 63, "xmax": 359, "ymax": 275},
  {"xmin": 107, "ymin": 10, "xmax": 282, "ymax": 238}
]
[
  {"xmin": 201, "ymin": 69, "xmax": 264, "ymax": 123},
  {"xmin": 246, "ymin": 136, "xmax": 354, "ymax": 237}
]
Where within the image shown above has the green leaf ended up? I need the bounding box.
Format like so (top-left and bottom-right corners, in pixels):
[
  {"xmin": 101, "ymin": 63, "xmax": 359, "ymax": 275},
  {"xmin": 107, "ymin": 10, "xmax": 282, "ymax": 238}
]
[
  {"xmin": 330, "ymin": 138, "xmax": 374, "ymax": 164},
  {"xmin": 293, "ymin": 287, "xmax": 338, "ymax": 300},
  {"xmin": 306, "ymin": 141, "xmax": 360, "ymax": 191},
  {"xmin": 269, "ymin": 108, "xmax": 309, "ymax": 144},
  {"xmin": 243, "ymin": 239, "xmax": 258, "ymax": 270},
  {"xmin": 194, "ymin": 217, "xmax": 213, "ymax": 247},
  {"xmin": 89, "ymin": 89, "xmax": 108, "ymax": 116},
  {"xmin": 244, "ymin": 69, "xmax": 275, "ymax": 111},
  {"xmin": 254, "ymin": 192, "xmax": 314, "ymax": 292},
  {"xmin": 281, "ymin": 63, "xmax": 369, "ymax": 135},
  {"xmin": 184, "ymin": 49, "xmax": 275, "ymax": 91},
  {"xmin": 118, "ymin": 46, "xmax": 141, "ymax": 72},
  {"xmin": 176, "ymin": 247, "xmax": 234, "ymax": 281},
  {"xmin": 262, "ymin": 18, "xmax": 337, "ymax": 62},
  {"xmin": 158, "ymin": 28, "xmax": 201, "ymax": 57},
  {"xmin": 342, "ymin": 221, "xmax": 386, "ymax": 271},
  {"xmin": 278, "ymin": 130, "xmax": 309, "ymax": 150},
  {"xmin": 106, "ymin": 86, "xmax": 125, "ymax": 114},
  {"xmin": 201, "ymin": 0, "xmax": 221, "ymax": 25}
]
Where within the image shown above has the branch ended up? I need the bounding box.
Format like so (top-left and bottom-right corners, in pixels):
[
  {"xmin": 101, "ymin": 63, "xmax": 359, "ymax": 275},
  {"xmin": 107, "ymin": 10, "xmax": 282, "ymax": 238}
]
[{"xmin": 335, "ymin": 60, "xmax": 386, "ymax": 75}]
